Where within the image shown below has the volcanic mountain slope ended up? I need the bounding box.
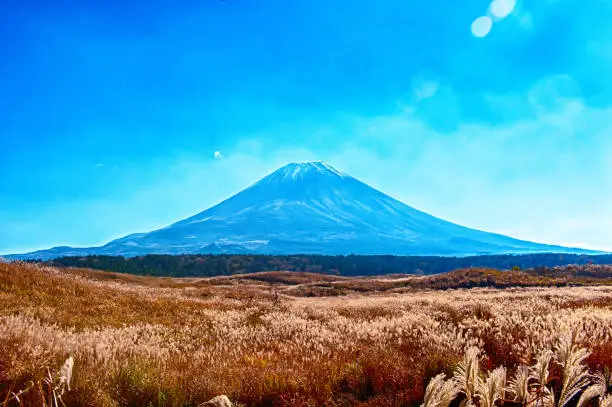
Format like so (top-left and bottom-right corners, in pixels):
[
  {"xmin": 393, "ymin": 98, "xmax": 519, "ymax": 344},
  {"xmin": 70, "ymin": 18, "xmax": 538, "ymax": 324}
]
[{"xmin": 11, "ymin": 161, "xmax": 594, "ymax": 259}]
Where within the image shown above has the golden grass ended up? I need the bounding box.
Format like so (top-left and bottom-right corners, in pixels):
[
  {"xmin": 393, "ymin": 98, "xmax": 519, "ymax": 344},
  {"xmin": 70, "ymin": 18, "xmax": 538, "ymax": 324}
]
[{"xmin": 2, "ymin": 262, "xmax": 612, "ymax": 406}]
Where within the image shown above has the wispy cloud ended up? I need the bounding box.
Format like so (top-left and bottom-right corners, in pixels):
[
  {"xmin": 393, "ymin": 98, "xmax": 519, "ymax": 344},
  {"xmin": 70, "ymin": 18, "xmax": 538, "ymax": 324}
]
[{"xmin": 414, "ymin": 81, "xmax": 439, "ymax": 100}]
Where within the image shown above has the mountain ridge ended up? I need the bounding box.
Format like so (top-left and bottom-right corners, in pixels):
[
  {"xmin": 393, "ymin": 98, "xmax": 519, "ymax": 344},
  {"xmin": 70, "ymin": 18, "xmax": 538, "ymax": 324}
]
[{"xmin": 7, "ymin": 161, "xmax": 600, "ymax": 260}]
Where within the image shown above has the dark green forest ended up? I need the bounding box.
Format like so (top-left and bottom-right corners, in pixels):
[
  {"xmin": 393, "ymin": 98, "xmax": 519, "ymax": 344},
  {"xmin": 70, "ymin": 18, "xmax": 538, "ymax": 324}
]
[{"xmin": 37, "ymin": 252, "xmax": 612, "ymax": 277}]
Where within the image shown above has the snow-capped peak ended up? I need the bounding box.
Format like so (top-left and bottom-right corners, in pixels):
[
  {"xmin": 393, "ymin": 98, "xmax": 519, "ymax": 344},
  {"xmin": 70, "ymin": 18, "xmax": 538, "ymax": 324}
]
[{"xmin": 259, "ymin": 161, "xmax": 350, "ymax": 183}]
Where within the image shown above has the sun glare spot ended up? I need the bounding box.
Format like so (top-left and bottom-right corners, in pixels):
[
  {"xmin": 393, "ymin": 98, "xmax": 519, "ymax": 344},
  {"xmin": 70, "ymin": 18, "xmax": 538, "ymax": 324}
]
[
  {"xmin": 490, "ymin": 0, "xmax": 516, "ymax": 19},
  {"xmin": 471, "ymin": 16, "xmax": 493, "ymax": 37}
]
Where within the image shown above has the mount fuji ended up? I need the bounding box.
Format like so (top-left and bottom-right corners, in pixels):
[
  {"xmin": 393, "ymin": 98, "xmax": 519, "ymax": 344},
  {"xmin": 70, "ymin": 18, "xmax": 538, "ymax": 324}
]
[{"xmin": 11, "ymin": 161, "xmax": 594, "ymax": 259}]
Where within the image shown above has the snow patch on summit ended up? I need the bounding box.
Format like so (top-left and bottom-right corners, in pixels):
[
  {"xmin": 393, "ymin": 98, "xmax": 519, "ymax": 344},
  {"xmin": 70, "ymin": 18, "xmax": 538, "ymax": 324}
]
[
  {"xmin": 261, "ymin": 161, "xmax": 349, "ymax": 183},
  {"xmin": 189, "ymin": 216, "xmax": 215, "ymax": 224}
]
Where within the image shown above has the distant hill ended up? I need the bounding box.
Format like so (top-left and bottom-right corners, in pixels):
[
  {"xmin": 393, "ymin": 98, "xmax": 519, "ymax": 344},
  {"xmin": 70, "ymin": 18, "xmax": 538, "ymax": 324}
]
[
  {"xmin": 37, "ymin": 252, "xmax": 612, "ymax": 278},
  {"xmin": 9, "ymin": 161, "xmax": 600, "ymax": 260}
]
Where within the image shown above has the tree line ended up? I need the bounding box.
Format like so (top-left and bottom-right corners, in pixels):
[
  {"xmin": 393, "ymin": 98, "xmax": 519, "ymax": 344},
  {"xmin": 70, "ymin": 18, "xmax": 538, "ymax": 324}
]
[{"xmin": 35, "ymin": 252, "xmax": 612, "ymax": 277}]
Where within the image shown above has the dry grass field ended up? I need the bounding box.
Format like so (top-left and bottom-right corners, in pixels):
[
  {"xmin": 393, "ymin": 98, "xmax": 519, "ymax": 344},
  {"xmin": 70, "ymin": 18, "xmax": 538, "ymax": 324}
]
[{"xmin": 2, "ymin": 261, "xmax": 612, "ymax": 406}]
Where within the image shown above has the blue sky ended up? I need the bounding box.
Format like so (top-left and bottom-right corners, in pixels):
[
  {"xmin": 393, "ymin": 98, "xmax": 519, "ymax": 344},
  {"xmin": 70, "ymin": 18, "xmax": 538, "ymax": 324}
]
[{"xmin": 2, "ymin": 0, "xmax": 612, "ymax": 254}]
